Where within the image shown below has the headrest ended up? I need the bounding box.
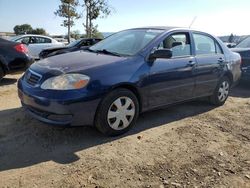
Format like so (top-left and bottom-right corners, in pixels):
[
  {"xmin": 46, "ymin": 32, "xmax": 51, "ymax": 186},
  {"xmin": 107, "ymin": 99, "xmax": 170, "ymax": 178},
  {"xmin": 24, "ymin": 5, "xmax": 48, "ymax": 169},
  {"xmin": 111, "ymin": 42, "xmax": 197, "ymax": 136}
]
[{"xmin": 172, "ymin": 41, "xmax": 183, "ymax": 48}]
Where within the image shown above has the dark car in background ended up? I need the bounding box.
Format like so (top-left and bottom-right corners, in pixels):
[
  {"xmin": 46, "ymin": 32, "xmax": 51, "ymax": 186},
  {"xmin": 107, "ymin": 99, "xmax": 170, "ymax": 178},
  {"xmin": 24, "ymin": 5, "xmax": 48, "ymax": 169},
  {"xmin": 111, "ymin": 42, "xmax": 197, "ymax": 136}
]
[
  {"xmin": 0, "ymin": 38, "xmax": 33, "ymax": 81},
  {"xmin": 18, "ymin": 27, "xmax": 241, "ymax": 136},
  {"xmin": 39, "ymin": 38, "xmax": 102, "ymax": 59},
  {"xmin": 231, "ymin": 36, "xmax": 250, "ymax": 81}
]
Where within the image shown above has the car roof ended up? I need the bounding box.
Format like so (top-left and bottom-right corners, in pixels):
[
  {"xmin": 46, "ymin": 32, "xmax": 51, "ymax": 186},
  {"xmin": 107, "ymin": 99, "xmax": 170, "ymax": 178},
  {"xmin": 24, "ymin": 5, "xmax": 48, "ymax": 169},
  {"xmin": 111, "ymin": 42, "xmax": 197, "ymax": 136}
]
[
  {"xmin": 15, "ymin": 34, "xmax": 53, "ymax": 39},
  {"xmin": 132, "ymin": 26, "xmax": 180, "ymax": 30},
  {"xmin": 129, "ymin": 26, "xmax": 208, "ymax": 33},
  {"xmin": 79, "ymin": 38, "xmax": 102, "ymax": 40}
]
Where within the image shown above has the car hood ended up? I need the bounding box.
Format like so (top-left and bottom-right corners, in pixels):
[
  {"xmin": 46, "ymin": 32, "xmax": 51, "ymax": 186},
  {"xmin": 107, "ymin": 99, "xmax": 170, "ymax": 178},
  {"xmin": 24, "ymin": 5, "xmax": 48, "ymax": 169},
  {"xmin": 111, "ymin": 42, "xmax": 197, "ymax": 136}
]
[
  {"xmin": 30, "ymin": 51, "xmax": 128, "ymax": 75},
  {"xmin": 231, "ymin": 48, "xmax": 250, "ymax": 52},
  {"xmin": 43, "ymin": 46, "xmax": 69, "ymax": 51}
]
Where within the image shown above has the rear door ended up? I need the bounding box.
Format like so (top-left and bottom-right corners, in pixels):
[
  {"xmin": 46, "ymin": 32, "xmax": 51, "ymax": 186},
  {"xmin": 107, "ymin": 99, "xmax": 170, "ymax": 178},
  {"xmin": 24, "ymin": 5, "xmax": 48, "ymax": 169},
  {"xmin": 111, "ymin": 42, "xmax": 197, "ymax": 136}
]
[{"xmin": 192, "ymin": 32, "xmax": 225, "ymax": 97}]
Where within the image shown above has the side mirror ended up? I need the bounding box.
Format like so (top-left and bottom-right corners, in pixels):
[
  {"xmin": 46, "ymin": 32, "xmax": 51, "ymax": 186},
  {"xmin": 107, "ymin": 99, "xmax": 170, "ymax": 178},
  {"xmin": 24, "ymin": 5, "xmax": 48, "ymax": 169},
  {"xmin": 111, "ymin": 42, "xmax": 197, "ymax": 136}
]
[
  {"xmin": 227, "ymin": 44, "xmax": 236, "ymax": 48},
  {"xmin": 149, "ymin": 49, "xmax": 173, "ymax": 61}
]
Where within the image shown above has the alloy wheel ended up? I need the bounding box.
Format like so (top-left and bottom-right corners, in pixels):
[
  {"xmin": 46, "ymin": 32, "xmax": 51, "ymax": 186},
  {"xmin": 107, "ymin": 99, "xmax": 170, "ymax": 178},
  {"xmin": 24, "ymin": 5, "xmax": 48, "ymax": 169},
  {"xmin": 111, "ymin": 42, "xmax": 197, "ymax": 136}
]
[{"xmin": 218, "ymin": 81, "xmax": 229, "ymax": 102}]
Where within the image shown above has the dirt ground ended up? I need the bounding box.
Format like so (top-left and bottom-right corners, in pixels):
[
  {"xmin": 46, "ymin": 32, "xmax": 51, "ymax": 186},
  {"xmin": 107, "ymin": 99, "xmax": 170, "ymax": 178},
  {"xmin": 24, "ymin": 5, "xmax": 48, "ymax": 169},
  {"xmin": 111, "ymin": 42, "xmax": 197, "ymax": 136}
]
[{"xmin": 0, "ymin": 73, "xmax": 249, "ymax": 188}]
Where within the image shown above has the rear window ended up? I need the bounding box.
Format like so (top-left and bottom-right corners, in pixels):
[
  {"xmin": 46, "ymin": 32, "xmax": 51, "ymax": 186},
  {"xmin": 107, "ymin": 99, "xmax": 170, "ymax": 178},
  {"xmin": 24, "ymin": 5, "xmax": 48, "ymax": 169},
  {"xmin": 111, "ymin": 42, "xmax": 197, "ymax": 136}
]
[
  {"xmin": 236, "ymin": 37, "xmax": 250, "ymax": 48},
  {"xmin": 193, "ymin": 33, "xmax": 216, "ymax": 55},
  {"xmin": 36, "ymin": 37, "xmax": 51, "ymax": 43}
]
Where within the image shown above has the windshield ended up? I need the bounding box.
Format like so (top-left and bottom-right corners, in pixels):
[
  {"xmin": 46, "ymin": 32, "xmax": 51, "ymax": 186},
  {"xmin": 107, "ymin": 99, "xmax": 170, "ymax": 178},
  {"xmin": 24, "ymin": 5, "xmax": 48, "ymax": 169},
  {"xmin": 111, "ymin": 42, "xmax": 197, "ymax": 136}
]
[
  {"xmin": 236, "ymin": 37, "xmax": 250, "ymax": 48},
  {"xmin": 89, "ymin": 29, "xmax": 164, "ymax": 56},
  {"xmin": 67, "ymin": 39, "xmax": 82, "ymax": 47}
]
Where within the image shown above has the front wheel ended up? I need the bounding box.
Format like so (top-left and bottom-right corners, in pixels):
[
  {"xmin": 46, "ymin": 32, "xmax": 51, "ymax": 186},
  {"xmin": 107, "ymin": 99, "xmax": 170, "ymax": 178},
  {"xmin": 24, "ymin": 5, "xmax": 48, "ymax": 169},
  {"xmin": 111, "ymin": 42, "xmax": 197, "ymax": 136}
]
[
  {"xmin": 95, "ymin": 88, "xmax": 139, "ymax": 136},
  {"xmin": 210, "ymin": 77, "xmax": 231, "ymax": 106}
]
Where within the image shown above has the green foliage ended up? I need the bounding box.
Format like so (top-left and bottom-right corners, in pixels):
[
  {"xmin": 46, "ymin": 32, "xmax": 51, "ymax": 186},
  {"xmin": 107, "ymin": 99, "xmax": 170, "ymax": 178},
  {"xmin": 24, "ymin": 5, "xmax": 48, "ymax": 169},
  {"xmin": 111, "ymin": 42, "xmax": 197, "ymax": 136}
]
[
  {"xmin": 13, "ymin": 24, "xmax": 47, "ymax": 35},
  {"xmin": 91, "ymin": 25, "xmax": 104, "ymax": 39},
  {"xmin": 70, "ymin": 30, "xmax": 81, "ymax": 39},
  {"xmin": 13, "ymin": 24, "xmax": 33, "ymax": 35},
  {"xmin": 55, "ymin": 0, "xmax": 81, "ymax": 42},
  {"xmin": 83, "ymin": 0, "xmax": 112, "ymax": 37},
  {"xmin": 32, "ymin": 28, "xmax": 46, "ymax": 35}
]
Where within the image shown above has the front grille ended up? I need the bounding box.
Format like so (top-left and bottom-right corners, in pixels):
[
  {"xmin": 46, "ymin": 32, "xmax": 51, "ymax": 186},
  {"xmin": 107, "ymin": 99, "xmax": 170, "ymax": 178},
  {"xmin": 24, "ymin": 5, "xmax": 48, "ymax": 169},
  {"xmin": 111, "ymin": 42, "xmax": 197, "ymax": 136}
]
[{"xmin": 25, "ymin": 69, "xmax": 42, "ymax": 86}]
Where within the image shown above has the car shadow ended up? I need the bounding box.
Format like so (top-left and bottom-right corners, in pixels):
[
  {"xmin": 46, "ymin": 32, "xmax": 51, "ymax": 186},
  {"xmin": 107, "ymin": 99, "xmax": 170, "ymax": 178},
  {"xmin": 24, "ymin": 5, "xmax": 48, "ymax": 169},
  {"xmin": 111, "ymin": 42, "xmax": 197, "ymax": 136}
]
[
  {"xmin": 0, "ymin": 78, "xmax": 17, "ymax": 86},
  {"xmin": 0, "ymin": 101, "xmax": 215, "ymax": 172},
  {"xmin": 230, "ymin": 83, "xmax": 250, "ymax": 98}
]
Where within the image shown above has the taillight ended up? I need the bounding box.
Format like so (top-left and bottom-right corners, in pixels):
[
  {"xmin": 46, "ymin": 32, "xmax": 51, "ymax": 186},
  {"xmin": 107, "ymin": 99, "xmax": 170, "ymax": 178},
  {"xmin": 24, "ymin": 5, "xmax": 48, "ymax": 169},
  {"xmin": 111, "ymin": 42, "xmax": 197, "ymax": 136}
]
[{"xmin": 14, "ymin": 44, "xmax": 28, "ymax": 54}]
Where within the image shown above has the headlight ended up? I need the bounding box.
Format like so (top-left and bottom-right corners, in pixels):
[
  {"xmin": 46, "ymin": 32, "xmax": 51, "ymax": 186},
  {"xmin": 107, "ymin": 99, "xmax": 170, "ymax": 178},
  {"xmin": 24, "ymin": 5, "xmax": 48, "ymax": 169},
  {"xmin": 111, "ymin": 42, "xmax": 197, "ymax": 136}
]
[{"xmin": 41, "ymin": 74, "xmax": 90, "ymax": 90}]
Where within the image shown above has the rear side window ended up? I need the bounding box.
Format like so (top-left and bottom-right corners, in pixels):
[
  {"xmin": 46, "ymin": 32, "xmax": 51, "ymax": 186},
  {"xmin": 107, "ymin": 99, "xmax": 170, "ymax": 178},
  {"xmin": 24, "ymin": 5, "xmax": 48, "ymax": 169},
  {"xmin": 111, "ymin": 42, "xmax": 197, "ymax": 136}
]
[
  {"xmin": 193, "ymin": 33, "xmax": 217, "ymax": 55},
  {"xmin": 35, "ymin": 37, "xmax": 52, "ymax": 43}
]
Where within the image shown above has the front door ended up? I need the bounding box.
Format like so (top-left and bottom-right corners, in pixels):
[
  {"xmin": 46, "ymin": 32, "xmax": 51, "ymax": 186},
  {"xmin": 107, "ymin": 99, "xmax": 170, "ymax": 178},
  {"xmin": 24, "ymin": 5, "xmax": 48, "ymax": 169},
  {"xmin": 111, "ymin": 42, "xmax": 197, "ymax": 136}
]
[{"xmin": 147, "ymin": 32, "xmax": 196, "ymax": 108}]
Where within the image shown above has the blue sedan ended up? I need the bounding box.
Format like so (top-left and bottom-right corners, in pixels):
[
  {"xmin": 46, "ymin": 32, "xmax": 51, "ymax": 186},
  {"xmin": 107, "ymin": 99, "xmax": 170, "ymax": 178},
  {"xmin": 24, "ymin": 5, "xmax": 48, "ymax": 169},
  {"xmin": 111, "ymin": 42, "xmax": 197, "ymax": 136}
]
[{"xmin": 18, "ymin": 27, "xmax": 242, "ymax": 136}]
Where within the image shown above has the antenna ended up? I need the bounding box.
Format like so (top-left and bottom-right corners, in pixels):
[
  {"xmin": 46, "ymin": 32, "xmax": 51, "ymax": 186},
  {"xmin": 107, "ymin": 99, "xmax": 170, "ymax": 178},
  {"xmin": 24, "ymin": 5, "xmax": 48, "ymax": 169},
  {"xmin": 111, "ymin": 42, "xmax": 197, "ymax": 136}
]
[{"xmin": 189, "ymin": 16, "xmax": 197, "ymax": 28}]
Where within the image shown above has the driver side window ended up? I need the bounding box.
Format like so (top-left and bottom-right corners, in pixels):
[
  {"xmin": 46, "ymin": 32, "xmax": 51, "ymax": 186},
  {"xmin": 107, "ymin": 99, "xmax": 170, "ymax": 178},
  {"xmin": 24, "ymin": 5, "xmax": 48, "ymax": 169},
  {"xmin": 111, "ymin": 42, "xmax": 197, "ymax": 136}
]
[{"xmin": 157, "ymin": 33, "xmax": 191, "ymax": 57}]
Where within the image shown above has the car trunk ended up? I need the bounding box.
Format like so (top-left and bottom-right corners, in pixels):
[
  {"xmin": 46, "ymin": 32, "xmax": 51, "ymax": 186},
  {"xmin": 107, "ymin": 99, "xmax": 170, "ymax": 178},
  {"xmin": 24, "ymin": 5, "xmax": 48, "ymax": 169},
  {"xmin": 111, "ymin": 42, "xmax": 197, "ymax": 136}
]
[{"xmin": 231, "ymin": 48, "xmax": 250, "ymax": 67}]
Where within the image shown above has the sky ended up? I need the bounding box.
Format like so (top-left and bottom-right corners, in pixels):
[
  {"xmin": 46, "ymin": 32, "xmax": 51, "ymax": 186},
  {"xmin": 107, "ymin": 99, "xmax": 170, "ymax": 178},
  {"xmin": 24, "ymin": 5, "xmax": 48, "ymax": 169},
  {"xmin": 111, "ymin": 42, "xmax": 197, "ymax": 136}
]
[{"xmin": 0, "ymin": 0, "xmax": 250, "ymax": 36}]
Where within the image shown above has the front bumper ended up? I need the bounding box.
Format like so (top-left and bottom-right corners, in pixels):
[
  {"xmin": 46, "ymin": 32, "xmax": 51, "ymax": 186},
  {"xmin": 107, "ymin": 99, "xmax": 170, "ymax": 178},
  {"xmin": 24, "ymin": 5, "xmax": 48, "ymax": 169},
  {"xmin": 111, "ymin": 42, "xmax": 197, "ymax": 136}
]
[
  {"xmin": 22, "ymin": 102, "xmax": 73, "ymax": 125},
  {"xmin": 18, "ymin": 80, "xmax": 101, "ymax": 126}
]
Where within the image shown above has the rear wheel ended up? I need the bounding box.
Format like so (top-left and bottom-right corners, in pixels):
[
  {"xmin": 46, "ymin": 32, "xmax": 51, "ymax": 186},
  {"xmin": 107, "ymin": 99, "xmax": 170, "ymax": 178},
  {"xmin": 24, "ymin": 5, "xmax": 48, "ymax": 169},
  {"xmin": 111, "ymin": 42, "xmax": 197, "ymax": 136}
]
[
  {"xmin": 95, "ymin": 88, "xmax": 139, "ymax": 136},
  {"xmin": 0, "ymin": 66, "xmax": 4, "ymax": 81},
  {"xmin": 210, "ymin": 77, "xmax": 231, "ymax": 106}
]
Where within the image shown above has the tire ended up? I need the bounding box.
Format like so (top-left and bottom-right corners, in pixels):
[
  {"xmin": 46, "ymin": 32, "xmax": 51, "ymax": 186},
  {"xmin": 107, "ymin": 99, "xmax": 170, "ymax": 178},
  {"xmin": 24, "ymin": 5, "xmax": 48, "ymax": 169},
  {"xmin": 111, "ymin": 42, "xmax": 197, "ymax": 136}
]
[
  {"xmin": 95, "ymin": 88, "xmax": 139, "ymax": 136},
  {"xmin": 210, "ymin": 77, "xmax": 231, "ymax": 106},
  {"xmin": 0, "ymin": 66, "xmax": 4, "ymax": 81}
]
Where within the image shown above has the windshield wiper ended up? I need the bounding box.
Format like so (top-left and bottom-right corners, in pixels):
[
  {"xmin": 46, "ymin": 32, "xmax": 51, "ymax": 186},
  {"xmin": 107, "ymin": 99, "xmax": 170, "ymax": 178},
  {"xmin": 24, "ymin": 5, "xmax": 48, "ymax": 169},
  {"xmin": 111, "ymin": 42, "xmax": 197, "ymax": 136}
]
[
  {"xmin": 84, "ymin": 48, "xmax": 122, "ymax": 57},
  {"xmin": 96, "ymin": 49, "xmax": 122, "ymax": 57},
  {"xmin": 84, "ymin": 48, "xmax": 97, "ymax": 53}
]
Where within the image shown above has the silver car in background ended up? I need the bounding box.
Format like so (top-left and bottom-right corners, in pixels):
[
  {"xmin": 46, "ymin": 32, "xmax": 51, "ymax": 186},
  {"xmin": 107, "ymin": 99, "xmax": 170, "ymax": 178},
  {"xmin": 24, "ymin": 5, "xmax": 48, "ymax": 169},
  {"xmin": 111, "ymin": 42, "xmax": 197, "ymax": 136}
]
[{"xmin": 11, "ymin": 35, "xmax": 64, "ymax": 59}]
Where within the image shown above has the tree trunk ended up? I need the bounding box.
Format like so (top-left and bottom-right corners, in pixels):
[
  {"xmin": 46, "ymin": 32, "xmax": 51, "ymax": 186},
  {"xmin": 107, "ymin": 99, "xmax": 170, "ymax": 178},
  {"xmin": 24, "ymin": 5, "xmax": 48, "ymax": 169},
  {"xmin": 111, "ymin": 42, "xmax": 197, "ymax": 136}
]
[
  {"xmin": 86, "ymin": 6, "xmax": 89, "ymax": 37},
  {"xmin": 89, "ymin": 18, "xmax": 92, "ymax": 38},
  {"xmin": 68, "ymin": 20, "xmax": 70, "ymax": 43},
  {"xmin": 67, "ymin": 4, "xmax": 70, "ymax": 43}
]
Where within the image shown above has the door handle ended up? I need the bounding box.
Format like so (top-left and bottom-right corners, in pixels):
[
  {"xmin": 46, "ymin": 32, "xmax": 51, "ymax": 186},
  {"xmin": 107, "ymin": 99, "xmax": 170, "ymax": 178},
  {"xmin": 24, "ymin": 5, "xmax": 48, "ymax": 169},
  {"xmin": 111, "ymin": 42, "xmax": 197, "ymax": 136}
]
[
  {"xmin": 218, "ymin": 58, "xmax": 225, "ymax": 63},
  {"xmin": 188, "ymin": 61, "xmax": 196, "ymax": 66}
]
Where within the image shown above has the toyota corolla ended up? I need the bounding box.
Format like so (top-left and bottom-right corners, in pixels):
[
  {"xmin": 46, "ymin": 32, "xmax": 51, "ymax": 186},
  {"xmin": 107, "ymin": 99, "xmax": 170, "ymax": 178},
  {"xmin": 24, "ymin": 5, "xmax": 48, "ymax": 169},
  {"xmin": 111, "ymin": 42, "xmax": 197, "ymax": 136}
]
[{"xmin": 18, "ymin": 27, "xmax": 241, "ymax": 136}]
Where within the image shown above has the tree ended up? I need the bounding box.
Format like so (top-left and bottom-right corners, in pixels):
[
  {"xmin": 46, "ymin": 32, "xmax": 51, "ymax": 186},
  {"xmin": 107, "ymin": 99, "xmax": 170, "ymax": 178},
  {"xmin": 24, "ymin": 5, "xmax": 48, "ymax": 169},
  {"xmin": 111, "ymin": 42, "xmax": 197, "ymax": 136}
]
[
  {"xmin": 91, "ymin": 25, "xmax": 104, "ymax": 38},
  {"xmin": 55, "ymin": 0, "xmax": 81, "ymax": 43},
  {"xmin": 71, "ymin": 30, "xmax": 81, "ymax": 39},
  {"xmin": 32, "ymin": 28, "xmax": 46, "ymax": 35},
  {"xmin": 83, "ymin": 0, "xmax": 112, "ymax": 38},
  {"xmin": 228, "ymin": 33, "xmax": 235, "ymax": 43},
  {"xmin": 13, "ymin": 24, "xmax": 33, "ymax": 35},
  {"xmin": 13, "ymin": 24, "xmax": 47, "ymax": 35}
]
